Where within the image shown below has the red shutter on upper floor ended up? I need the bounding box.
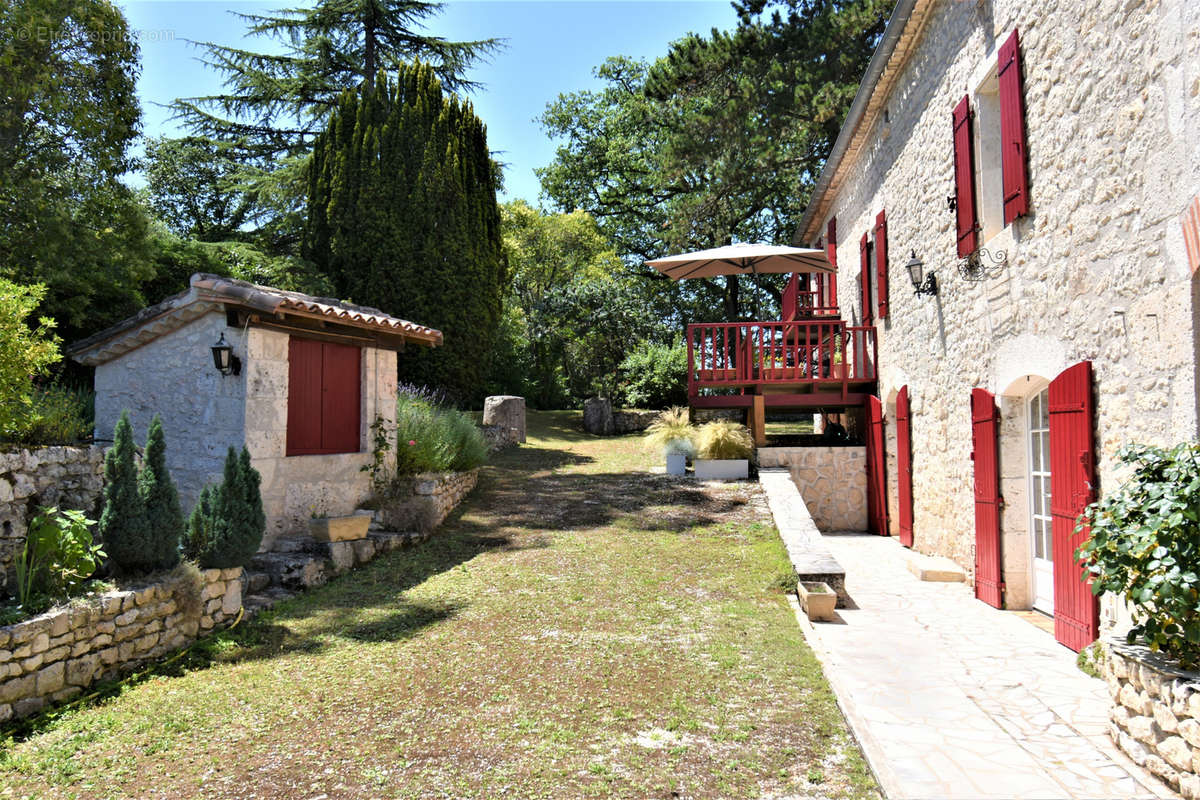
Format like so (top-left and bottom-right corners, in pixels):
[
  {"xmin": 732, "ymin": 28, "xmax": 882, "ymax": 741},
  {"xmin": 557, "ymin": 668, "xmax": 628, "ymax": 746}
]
[
  {"xmin": 826, "ymin": 217, "xmax": 838, "ymax": 310},
  {"xmin": 998, "ymin": 29, "xmax": 1030, "ymax": 225},
  {"xmin": 287, "ymin": 337, "xmax": 362, "ymax": 456},
  {"xmin": 972, "ymin": 388, "xmax": 1003, "ymax": 609},
  {"xmin": 859, "ymin": 232, "xmax": 871, "ymax": 325},
  {"xmin": 953, "ymin": 95, "xmax": 979, "ymax": 257},
  {"xmin": 874, "ymin": 210, "xmax": 889, "ymax": 319},
  {"xmin": 1049, "ymin": 361, "xmax": 1099, "ymax": 652}
]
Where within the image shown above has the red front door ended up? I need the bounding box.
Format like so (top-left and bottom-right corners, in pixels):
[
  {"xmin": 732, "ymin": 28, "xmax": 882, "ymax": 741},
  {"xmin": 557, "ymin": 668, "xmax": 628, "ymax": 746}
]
[
  {"xmin": 866, "ymin": 396, "xmax": 888, "ymax": 536},
  {"xmin": 1048, "ymin": 361, "xmax": 1099, "ymax": 652},
  {"xmin": 896, "ymin": 386, "xmax": 914, "ymax": 547},
  {"xmin": 972, "ymin": 388, "xmax": 1004, "ymax": 608}
]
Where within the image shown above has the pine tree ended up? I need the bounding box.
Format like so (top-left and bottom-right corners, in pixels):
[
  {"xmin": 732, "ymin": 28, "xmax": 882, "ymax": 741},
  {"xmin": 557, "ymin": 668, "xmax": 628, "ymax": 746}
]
[
  {"xmin": 98, "ymin": 412, "xmax": 150, "ymax": 574},
  {"xmin": 136, "ymin": 415, "xmax": 183, "ymax": 570},
  {"xmin": 185, "ymin": 485, "xmax": 215, "ymax": 564},
  {"xmin": 303, "ymin": 64, "xmax": 506, "ymax": 404}
]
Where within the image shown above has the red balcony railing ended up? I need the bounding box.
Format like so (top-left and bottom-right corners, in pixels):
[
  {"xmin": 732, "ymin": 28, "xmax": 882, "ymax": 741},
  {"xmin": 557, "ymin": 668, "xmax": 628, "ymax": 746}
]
[{"xmin": 687, "ymin": 320, "xmax": 877, "ymax": 395}]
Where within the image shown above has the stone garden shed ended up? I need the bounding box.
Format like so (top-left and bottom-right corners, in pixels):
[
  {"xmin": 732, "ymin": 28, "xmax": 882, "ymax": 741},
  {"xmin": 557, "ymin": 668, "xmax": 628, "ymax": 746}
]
[{"xmin": 68, "ymin": 273, "xmax": 442, "ymax": 550}]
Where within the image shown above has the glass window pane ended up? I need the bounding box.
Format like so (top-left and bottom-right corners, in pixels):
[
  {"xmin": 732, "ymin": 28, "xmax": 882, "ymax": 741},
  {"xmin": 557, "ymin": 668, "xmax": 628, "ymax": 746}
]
[
  {"xmin": 1044, "ymin": 529, "xmax": 1055, "ymax": 563},
  {"xmin": 1038, "ymin": 389, "xmax": 1049, "ymax": 428}
]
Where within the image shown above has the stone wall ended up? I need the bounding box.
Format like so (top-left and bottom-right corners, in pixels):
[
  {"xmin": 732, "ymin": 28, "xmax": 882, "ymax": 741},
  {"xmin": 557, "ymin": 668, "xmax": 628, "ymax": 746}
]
[
  {"xmin": 807, "ymin": 0, "xmax": 1200, "ymax": 616},
  {"xmin": 244, "ymin": 327, "xmax": 398, "ymax": 550},
  {"xmin": 0, "ymin": 567, "xmax": 242, "ymax": 722},
  {"xmin": 377, "ymin": 469, "xmax": 479, "ymax": 534},
  {"xmin": 0, "ymin": 446, "xmax": 106, "ymax": 595},
  {"xmin": 480, "ymin": 424, "xmax": 520, "ymax": 452},
  {"xmin": 94, "ymin": 311, "xmax": 246, "ymax": 514},
  {"xmin": 613, "ymin": 410, "xmax": 660, "ymax": 434},
  {"xmin": 1105, "ymin": 641, "xmax": 1200, "ymax": 798},
  {"xmin": 757, "ymin": 447, "xmax": 868, "ymax": 532}
]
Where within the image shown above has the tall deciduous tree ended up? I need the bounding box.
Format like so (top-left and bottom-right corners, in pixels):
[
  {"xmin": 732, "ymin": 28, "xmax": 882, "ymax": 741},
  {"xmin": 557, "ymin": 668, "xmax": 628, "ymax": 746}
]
[
  {"xmin": 538, "ymin": 0, "xmax": 893, "ymax": 321},
  {"xmin": 303, "ymin": 64, "xmax": 506, "ymax": 404},
  {"xmin": 143, "ymin": 136, "xmax": 263, "ymax": 242},
  {"xmin": 0, "ymin": 0, "xmax": 153, "ymax": 340}
]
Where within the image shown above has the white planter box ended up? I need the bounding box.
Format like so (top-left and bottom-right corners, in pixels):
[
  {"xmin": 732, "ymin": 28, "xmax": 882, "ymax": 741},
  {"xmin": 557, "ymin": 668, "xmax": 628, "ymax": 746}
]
[
  {"xmin": 797, "ymin": 581, "xmax": 837, "ymax": 622},
  {"xmin": 308, "ymin": 514, "xmax": 371, "ymax": 542},
  {"xmin": 665, "ymin": 453, "xmax": 687, "ymax": 476},
  {"xmin": 694, "ymin": 458, "xmax": 749, "ymax": 481}
]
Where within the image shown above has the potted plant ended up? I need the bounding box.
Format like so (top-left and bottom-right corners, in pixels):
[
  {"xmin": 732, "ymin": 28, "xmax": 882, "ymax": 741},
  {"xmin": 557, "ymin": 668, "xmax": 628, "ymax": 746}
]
[
  {"xmin": 829, "ymin": 334, "xmax": 848, "ymax": 380},
  {"xmin": 796, "ymin": 581, "xmax": 837, "ymax": 622},
  {"xmin": 644, "ymin": 407, "xmax": 695, "ymax": 476},
  {"xmin": 693, "ymin": 420, "xmax": 753, "ymax": 480}
]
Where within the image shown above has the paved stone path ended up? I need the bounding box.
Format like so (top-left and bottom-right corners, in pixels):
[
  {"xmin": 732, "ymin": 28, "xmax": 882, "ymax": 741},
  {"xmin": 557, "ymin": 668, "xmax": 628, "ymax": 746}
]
[{"xmin": 788, "ymin": 529, "xmax": 1179, "ymax": 799}]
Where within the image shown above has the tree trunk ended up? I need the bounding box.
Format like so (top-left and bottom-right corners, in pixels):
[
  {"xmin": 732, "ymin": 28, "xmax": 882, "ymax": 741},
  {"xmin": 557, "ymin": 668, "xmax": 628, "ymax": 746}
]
[{"xmin": 723, "ymin": 275, "xmax": 739, "ymax": 321}]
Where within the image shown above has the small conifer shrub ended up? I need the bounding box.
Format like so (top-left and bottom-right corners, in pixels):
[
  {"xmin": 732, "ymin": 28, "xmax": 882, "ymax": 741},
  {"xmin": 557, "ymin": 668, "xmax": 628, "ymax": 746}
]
[
  {"xmin": 98, "ymin": 412, "xmax": 150, "ymax": 573},
  {"xmin": 137, "ymin": 415, "xmax": 183, "ymax": 570},
  {"xmin": 190, "ymin": 447, "xmax": 266, "ymax": 569}
]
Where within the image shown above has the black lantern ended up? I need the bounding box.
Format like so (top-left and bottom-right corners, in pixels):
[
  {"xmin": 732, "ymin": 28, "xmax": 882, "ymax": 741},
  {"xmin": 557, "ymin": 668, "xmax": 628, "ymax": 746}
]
[
  {"xmin": 905, "ymin": 251, "xmax": 938, "ymax": 296},
  {"xmin": 211, "ymin": 332, "xmax": 241, "ymax": 376}
]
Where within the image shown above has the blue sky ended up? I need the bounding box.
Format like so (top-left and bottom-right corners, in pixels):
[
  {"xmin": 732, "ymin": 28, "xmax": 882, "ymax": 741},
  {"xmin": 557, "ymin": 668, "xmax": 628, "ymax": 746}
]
[{"xmin": 119, "ymin": 0, "xmax": 742, "ymax": 205}]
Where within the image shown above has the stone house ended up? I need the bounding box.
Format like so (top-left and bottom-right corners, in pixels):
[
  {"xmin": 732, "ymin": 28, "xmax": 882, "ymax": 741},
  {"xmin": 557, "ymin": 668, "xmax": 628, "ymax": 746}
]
[
  {"xmin": 788, "ymin": 0, "xmax": 1199, "ymax": 651},
  {"xmin": 68, "ymin": 274, "xmax": 442, "ymax": 550}
]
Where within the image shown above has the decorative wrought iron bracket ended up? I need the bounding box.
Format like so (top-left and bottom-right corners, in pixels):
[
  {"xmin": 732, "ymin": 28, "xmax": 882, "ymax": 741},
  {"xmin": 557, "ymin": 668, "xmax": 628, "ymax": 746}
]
[{"xmin": 957, "ymin": 247, "xmax": 1008, "ymax": 281}]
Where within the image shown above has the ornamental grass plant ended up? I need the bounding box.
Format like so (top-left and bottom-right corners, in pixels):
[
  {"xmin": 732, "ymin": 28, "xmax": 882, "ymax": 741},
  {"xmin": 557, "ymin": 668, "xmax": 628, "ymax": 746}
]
[
  {"xmin": 695, "ymin": 420, "xmax": 754, "ymax": 461},
  {"xmin": 394, "ymin": 389, "xmax": 488, "ymax": 476},
  {"xmin": 644, "ymin": 406, "xmax": 696, "ymax": 458}
]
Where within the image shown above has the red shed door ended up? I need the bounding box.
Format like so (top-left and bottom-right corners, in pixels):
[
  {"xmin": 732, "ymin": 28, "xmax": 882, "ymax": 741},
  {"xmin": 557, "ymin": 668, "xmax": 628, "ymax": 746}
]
[
  {"xmin": 866, "ymin": 396, "xmax": 888, "ymax": 536},
  {"xmin": 1048, "ymin": 361, "xmax": 1099, "ymax": 652},
  {"xmin": 896, "ymin": 386, "xmax": 913, "ymax": 547},
  {"xmin": 972, "ymin": 388, "xmax": 1004, "ymax": 608}
]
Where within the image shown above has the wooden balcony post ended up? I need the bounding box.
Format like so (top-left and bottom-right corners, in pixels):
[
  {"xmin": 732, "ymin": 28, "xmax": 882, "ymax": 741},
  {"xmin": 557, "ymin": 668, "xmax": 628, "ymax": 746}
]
[{"xmin": 750, "ymin": 394, "xmax": 766, "ymax": 447}]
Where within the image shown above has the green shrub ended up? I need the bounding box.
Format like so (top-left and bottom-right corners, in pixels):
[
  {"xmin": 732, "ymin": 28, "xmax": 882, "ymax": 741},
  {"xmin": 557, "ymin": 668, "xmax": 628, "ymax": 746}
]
[
  {"xmin": 644, "ymin": 407, "xmax": 695, "ymax": 458},
  {"xmin": 193, "ymin": 447, "xmax": 265, "ymax": 569},
  {"xmin": 0, "ymin": 280, "xmax": 61, "ymax": 440},
  {"xmin": 14, "ymin": 507, "xmax": 104, "ymax": 611},
  {"xmin": 98, "ymin": 412, "xmax": 150, "ymax": 574},
  {"xmin": 393, "ymin": 389, "xmax": 489, "ymax": 475},
  {"xmin": 137, "ymin": 415, "xmax": 184, "ymax": 570},
  {"xmin": 695, "ymin": 421, "xmax": 754, "ymax": 460},
  {"xmin": 619, "ymin": 339, "xmax": 688, "ymax": 409},
  {"xmin": 6, "ymin": 384, "xmax": 94, "ymax": 445},
  {"xmin": 1078, "ymin": 442, "xmax": 1200, "ymax": 668},
  {"xmin": 444, "ymin": 410, "xmax": 488, "ymax": 471}
]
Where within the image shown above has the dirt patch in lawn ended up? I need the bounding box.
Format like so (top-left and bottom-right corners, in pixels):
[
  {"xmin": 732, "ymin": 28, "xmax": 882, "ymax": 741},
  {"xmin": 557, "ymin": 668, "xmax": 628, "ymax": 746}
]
[{"xmin": 0, "ymin": 411, "xmax": 878, "ymax": 800}]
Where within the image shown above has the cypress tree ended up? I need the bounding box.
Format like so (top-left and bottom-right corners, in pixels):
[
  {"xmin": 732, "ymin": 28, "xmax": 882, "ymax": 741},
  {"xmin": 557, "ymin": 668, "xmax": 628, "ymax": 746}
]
[
  {"xmin": 202, "ymin": 447, "xmax": 266, "ymax": 569},
  {"xmin": 303, "ymin": 63, "xmax": 506, "ymax": 404},
  {"xmin": 185, "ymin": 484, "xmax": 215, "ymax": 564},
  {"xmin": 98, "ymin": 412, "xmax": 150, "ymax": 574},
  {"xmin": 136, "ymin": 415, "xmax": 184, "ymax": 570}
]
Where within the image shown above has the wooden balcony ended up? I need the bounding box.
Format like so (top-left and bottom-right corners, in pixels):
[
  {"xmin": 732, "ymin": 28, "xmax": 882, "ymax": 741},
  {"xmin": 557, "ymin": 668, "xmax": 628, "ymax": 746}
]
[{"xmin": 687, "ymin": 319, "xmax": 877, "ymax": 410}]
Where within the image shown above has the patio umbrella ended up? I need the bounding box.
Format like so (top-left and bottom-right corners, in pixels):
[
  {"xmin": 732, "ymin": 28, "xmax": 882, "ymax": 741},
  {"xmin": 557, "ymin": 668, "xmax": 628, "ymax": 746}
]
[{"xmin": 645, "ymin": 242, "xmax": 833, "ymax": 280}]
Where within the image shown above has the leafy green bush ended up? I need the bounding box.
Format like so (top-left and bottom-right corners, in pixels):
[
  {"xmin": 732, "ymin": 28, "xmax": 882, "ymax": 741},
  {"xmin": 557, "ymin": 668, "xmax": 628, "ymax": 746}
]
[
  {"xmin": 393, "ymin": 389, "xmax": 488, "ymax": 476},
  {"xmin": 14, "ymin": 507, "xmax": 105, "ymax": 611},
  {"xmin": 137, "ymin": 415, "xmax": 183, "ymax": 570},
  {"xmin": 0, "ymin": 280, "xmax": 62, "ymax": 440},
  {"xmin": 5, "ymin": 383, "xmax": 94, "ymax": 445},
  {"xmin": 695, "ymin": 421, "xmax": 754, "ymax": 460},
  {"xmin": 619, "ymin": 339, "xmax": 688, "ymax": 409},
  {"xmin": 189, "ymin": 447, "xmax": 265, "ymax": 569},
  {"xmin": 1078, "ymin": 442, "xmax": 1200, "ymax": 668},
  {"xmin": 644, "ymin": 406, "xmax": 695, "ymax": 458}
]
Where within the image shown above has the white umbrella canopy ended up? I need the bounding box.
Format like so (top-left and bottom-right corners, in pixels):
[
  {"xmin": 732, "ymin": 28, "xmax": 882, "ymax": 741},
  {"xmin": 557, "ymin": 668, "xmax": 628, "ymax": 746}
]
[{"xmin": 646, "ymin": 242, "xmax": 834, "ymax": 280}]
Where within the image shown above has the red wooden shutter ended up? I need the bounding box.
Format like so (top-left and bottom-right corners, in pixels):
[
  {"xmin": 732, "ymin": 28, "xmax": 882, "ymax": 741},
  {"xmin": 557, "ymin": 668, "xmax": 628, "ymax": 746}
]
[
  {"xmin": 321, "ymin": 341, "xmax": 361, "ymax": 453},
  {"xmin": 286, "ymin": 338, "xmax": 324, "ymax": 456},
  {"xmin": 1049, "ymin": 361, "xmax": 1099, "ymax": 652},
  {"xmin": 826, "ymin": 217, "xmax": 838, "ymax": 311},
  {"xmin": 859, "ymin": 232, "xmax": 872, "ymax": 325},
  {"xmin": 782, "ymin": 272, "xmax": 799, "ymax": 321},
  {"xmin": 896, "ymin": 385, "xmax": 913, "ymax": 548},
  {"xmin": 971, "ymin": 388, "xmax": 1003, "ymax": 608},
  {"xmin": 953, "ymin": 95, "xmax": 979, "ymax": 257},
  {"xmin": 874, "ymin": 210, "xmax": 889, "ymax": 319},
  {"xmin": 865, "ymin": 396, "xmax": 888, "ymax": 536},
  {"xmin": 998, "ymin": 29, "xmax": 1030, "ymax": 224}
]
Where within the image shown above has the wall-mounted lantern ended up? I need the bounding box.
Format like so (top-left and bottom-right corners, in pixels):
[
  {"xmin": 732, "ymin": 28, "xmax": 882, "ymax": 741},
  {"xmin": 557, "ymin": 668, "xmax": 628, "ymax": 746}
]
[
  {"xmin": 905, "ymin": 251, "xmax": 938, "ymax": 296},
  {"xmin": 211, "ymin": 332, "xmax": 242, "ymax": 376}
]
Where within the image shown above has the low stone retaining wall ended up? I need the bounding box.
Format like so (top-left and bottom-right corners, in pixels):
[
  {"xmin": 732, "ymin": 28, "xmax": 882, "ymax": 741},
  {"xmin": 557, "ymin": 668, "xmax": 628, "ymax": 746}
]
[
  {"xmin": 0, "ymin": 566, "xmax": 242, "ymax": 722},
  {"xmin": 613, "ymin": 410, "xmax": 659, "ymax": 434},
  {"xmin": 1105, "ymin": 640, "xmax": 1200, "ymax": 798},
  {"xmin": 0, "ymin": 446, "xmax": 106, "ymax": 594},
  {"xmin": 757, "ymin": 446, "xmax": 867, "ymax": 532},
  {"xmin": 480, "ymin": 424, "xmax": 521, "ymax": 452},
  {"xmin": 377, "ymin": 469, "xmax": 479, "ymax": 533}
]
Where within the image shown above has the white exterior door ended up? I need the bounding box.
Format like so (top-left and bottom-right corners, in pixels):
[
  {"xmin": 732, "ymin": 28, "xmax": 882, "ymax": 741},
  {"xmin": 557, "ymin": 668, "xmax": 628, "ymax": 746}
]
[{"xmin": 1029, "ymin": 388, "xmax": 1054, "ymax": 614}]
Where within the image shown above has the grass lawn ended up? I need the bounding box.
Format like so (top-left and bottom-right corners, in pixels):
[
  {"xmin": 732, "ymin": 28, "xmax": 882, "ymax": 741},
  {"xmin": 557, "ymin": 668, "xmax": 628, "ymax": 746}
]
[{"xmin": 0, "ymin": 411, "xmax": 877, "ymax": 799}]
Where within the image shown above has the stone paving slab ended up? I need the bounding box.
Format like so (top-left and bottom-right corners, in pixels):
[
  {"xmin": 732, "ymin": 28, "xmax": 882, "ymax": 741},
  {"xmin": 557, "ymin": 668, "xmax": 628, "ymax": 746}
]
[{"xmin": 788, "ymin": 531, "xmax": 1179, "ymax": 800}]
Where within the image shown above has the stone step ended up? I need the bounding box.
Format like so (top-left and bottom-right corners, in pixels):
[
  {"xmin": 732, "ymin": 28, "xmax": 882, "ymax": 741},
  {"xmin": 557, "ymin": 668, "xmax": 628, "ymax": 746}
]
[
  {"xmin": 250, "ymin": 551, "xmax": 327, "ymax": 591},
  {"xmin": 241, "ymin": 570, "xmax": 271, "ymax": 594},
  {"xmin": 906, "ymin": 552, "xmax": 966, "ymax": 582}
]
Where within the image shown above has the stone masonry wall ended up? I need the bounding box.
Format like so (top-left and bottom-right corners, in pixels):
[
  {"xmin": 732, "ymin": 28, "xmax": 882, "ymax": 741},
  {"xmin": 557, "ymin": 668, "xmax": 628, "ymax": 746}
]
[
  {"xmin": 1105, "ymin": 641, "xmax": 1200, "ymax": 798},
  {"xmin": 378, "ymin": 469, "xmax": 479, "ymax": 534},
  {"xmin": 757, "ymin": 447, "xmax": 868, "ymax": 532},
  {"xmin": 812, "ymin": 0, "xmax": 1200, "ymax": 613},
  {"xmin": 0, "ymin": 447, "xmax": 106, "ymax": 595},
  {"xmin": 0, "ymin": 567, "xmax": 242, "ymax": 722},
  {"xmin": 94, "ymin": 311, "xmax": 247, "ymax": 515},
  {"xmin": 244, "ymin": 327, "xmax": 398, "ymax": 550}
]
